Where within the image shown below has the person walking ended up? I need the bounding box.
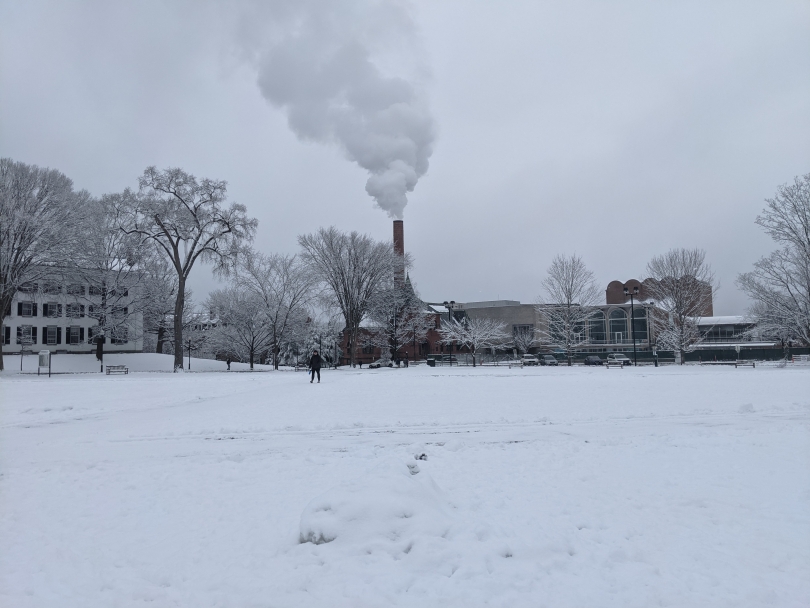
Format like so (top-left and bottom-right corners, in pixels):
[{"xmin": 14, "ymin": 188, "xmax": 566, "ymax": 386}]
[
  {"xmin": 226, "ymin": 356, "xmax": 232, "ymax": 371},
  {"xmin": 308, "ymin": 349, "xmax": 322, "ymax": 383}
]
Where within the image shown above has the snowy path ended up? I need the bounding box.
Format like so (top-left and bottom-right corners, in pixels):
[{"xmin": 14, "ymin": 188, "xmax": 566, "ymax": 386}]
[{"xmin": 1, "ymin": 363, "xmax": 808, "ymax": 607}]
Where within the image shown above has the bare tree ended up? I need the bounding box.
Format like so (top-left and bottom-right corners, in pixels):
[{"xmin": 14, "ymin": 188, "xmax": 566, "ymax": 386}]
[
  {"xmin": 67, "ymin": 193, "xmax": 151, "ymax": 356},
  {"xmin": 0, "ymin": 159, "xmax": 84, "ymax": 371},
  {"xmin": 512, "ymin": 325, "xmax": 539, "ymax": 355},
  {"xmin": 205, "ymin": 286, "xmax": 273, "ymax": 370},
  {"xmin": 119, "ymin": 167, "xmax": 257, "ymax": 371},
  {"xmin": 738, "ymin": 173, "xmax": 810, "ymax": 346},
  {"xmin": 536, "ymin": 254, "xmax": 601, "ymax": 366},
  {"xmin": 139, "ymin": 253, "xmax": 181, "ymax": 354},
  {"xmin": 235, "ymin": 248, "xmax": 314, "ymax": 369},
  {"xmin": 298, "ymin": 227, "xmax": 397, "ymax": 367},
  {"xmin": 645, "ymin": 248, "xmax": 716, "ymax": 362},
  {"xmin": 364, "ymin": 278, "xmax": 433, "ymax": 361},
  {"xmin": 439, "ymin": 317, "xmax": 509, "ymax": 367}
]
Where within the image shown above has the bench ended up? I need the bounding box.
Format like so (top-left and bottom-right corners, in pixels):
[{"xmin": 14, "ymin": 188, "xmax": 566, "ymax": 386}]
[
  {"xmin": 605, "ymin": 360, "xmax": 624, "ymax": 369},
  {"xmin": 106, "ymin": 365, "xmax": 129, "ymax": 375},
  {"xmin": 734, "ymin": 361, "xmax": 755, "ymax": 368}
]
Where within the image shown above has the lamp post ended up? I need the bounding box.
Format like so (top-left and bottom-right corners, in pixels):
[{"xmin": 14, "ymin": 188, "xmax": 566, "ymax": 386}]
[
  {"xmin": 187, "ymin": 338, "xmax": 193, "ymax": 370},
  {"xmin": 623, "ymin": 285, "xmax": 639, "ymax": 366}
]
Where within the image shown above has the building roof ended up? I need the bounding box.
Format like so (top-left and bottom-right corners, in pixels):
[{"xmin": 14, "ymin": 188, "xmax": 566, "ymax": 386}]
[
  {"xmin": 696, "ymin": 316, "xmax": 754, "ymax": 326},
  {"xmin": 461, "ymin": 300, "xmax": 521, "ymax": 309}
]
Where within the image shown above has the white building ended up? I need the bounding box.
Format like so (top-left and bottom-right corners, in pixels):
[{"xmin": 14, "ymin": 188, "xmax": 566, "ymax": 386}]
[{"xmin": 2, "ymin": 273, "xmax": 143, "ymax": 355}]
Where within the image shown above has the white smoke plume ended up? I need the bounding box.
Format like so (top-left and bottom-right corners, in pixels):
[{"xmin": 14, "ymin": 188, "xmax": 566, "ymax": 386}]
[{"xmin": 233, "ymin": 0, "xmax": 435, "ymax": 219}]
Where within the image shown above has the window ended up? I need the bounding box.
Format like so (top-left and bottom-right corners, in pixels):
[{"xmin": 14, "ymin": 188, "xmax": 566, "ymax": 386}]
[
  {"xmin": 66, "ymin": 303, "xmax": 85, "ymax": 318},
  {"xmin": 43, "ymin": 302, "xmax": 61, "ymax": 318},
  {"xmin": 588, "ymin": 311, "xmax": 606, "ymax": 342},
  {"xmin": 16, "ymin": 325, "xmax": 34, "ymax": 345},
  {"xmin": 18, "ymin": 282, "xmax": 38, "ymax": 293},
  {"xmin": 112, "ymin": 306, "xmax": 128, "ymax": 317},
  {"xmin": 47, "ymin": 326, "xmax": 58, "ymax": 345},
  {"xmin": 66, "ymin": 284, "xmax": 84, "ymax": 296},
  {"xmin": 630, "ymin": 308, "xmax": 647, "ymax": 341},
  {"xmin": 111, "ymin": 327, "xmax": 128, "ymax": 344},
  {"xmin": 89, "ymin": 285, "xmax": 104, "ymax": 296},
  {"xmin": 42, "ymin": 282, "xmax": 61, "ymax": 295},
  {"xmin": 20, "ymin": 302, "xmax": 34, "ymax": 317},
  {"xmin": 69, "ymin": 326, "xmax": 83, "ymax": 345},
  {"xmin": 609, "ymin": 309, "xmax": 627, "ymax": 342}
]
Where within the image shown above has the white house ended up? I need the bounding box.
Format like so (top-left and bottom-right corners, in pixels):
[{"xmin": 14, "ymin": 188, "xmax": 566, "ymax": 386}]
[{"xmin": 2, "ymin": 273, "xmax": 143, "ymax": 355}]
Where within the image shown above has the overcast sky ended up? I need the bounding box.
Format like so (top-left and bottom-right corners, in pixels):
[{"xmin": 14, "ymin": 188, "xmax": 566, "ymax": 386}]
[{"xmin": 2, "ymin": 0, "xmax": 808, "ymax": 314}]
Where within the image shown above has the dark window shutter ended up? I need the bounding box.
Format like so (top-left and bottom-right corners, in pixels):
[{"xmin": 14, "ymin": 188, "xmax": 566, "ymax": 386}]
[
  {"xmin": 32, "ymin": 304, "xmax": 37, "ymax": 317},
  {"xmin": 3, "ymin": 326, "xmax": 9, "ymax": 345},
  {"xmin": 42, "ymin": 326, "xmax": 47, "ymax": 343},
  {"xmin": 17, "ymin": 302, "xmax": 22, "ymax": 316},
  {"xmin": 58, "ymin": 304, "xmax": 63, "ymax": 317},
  {"xmin": 123, "ymin": 307, "xmax": 128, "ymax": 315},
  {"xmin": 16, "ymin": 326, "xmax": 22, "ymax": 343},
  {"xmin": 32, "ymin": 327, "xmax": 37, "ymax": 343},
  {"xmin": 43, "ymin": 303, "xmax": 49, "ymax": 316},
  {"xmin": 80, "ymin": 305, "xmax": 85, "ymax": 317},
  {"xmin": 80, "ymin": 327, "xmax": 85, "ymax": 342},
  {"xmin": 57, "ymin": 327, "xmax": 61, "ymax": 345}
]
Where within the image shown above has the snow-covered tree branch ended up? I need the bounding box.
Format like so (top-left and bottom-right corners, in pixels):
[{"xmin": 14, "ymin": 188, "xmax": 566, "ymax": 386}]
[
  {"xmin": 535, "ymin": 254, "xmax": 600, "ymax": 366},
  {"xmin": 439, "ymin": 316, "xmax": 508, "ymax": 367},
  {"xmin": 364, "ymin": 278, "xmax": 433, "ymax": 361},
  {"xmin": 234, "ymin": 248, "xmax": 314, "ymax": 369},
  {"xmin": 738, "ymin": 173, "xmax": 810, "ymax": 346},
  {"xmin": 298, "ymin": 227, "xmax": 398, "ymax": 367},
  {"xmin": 645, "ymin": 248, "xmax": 716, "ymax": 362},
  {"xmin": 0, "ymin": 158, "xmax": 86, "ymax": 371}
]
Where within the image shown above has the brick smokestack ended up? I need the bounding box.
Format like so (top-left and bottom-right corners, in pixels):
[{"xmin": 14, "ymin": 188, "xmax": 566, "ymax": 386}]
[
  {"xmin": 393, "ymin": 220, "xmax": 404, "ymax": 257},
  {"xmin": 393, "ymin": 220, "xmax": 404, "ymax": 285}
]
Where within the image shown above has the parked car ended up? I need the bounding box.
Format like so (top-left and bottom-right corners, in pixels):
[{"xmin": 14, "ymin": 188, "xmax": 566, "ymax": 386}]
[
  {"xmin": 521, "ymin": 354, "xmax": 539, "ymax": 366},
  {"xmin": 540, "ymin": 354, "xmax": 559, "ymax": 366},
  {"xmin": 368, "ymin": 358, "xmax": 394, "ymax": 369},
  {"xmin": 607, "ymin": 353, "xmax": 632, "ymax": 366},
  {"xmin": 584, "ymin": 355, "xmax": 603, "ymax": 366}
]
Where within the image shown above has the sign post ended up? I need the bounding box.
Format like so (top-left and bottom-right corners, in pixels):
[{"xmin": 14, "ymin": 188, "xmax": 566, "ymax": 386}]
[{"xmin": 38, "ymin": 350, "xmax": 51, "ymax": 378}]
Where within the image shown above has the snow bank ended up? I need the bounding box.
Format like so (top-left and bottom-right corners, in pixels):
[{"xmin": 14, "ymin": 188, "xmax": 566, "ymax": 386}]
[{"xmin": 2, "ymin": 352, "xmax": 272, "ymax": 374}]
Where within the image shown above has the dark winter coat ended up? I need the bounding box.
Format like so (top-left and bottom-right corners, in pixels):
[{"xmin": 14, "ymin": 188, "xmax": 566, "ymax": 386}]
[{"xmin": 309, "ymin": 354, "xmax": 322, "ymax": 370}]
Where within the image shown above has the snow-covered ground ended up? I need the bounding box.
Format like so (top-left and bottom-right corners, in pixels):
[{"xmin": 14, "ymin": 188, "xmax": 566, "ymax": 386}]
[{"xmin": 1, "ymin": 358, "xmax": 808, "ymax": 607}]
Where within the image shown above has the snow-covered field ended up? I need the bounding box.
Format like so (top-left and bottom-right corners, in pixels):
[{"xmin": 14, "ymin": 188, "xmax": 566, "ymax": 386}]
[{"xmin": 1, "ymin": 356, "xmax": 808, "ymax": 607}]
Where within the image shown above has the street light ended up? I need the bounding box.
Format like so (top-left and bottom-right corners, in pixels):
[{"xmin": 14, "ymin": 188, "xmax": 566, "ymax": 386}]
[{"xmin": 623, "ymin": 285, "xmax": 639, "ymax": 366}]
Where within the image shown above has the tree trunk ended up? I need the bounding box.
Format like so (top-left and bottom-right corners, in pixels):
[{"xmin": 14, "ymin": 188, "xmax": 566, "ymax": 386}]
[
  {"xmin": 156, "ymin": 324, "xmax": 165, "ymax": 354},
  {"xmin": 173, "ymin": 279, "xmax": 185, "ymax": 372},
  {"xmin": 250, "ymin": 350, "xmax": 254, "ymax": 370},
  {"xmin": 347, "ymin": 324, "xmax": 358, "ymax": 367}
]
